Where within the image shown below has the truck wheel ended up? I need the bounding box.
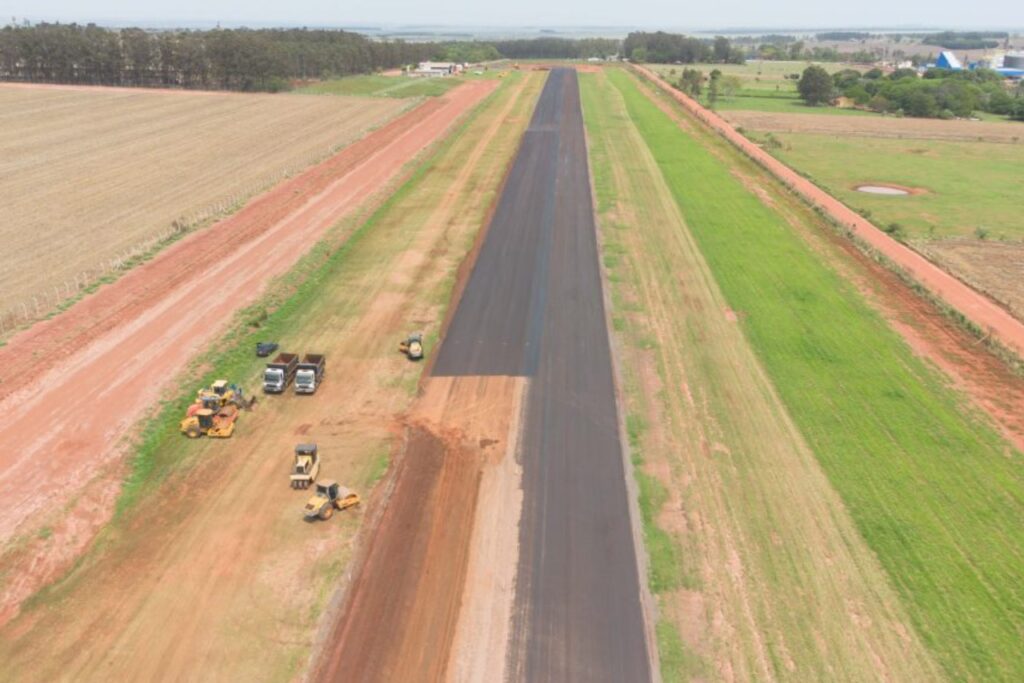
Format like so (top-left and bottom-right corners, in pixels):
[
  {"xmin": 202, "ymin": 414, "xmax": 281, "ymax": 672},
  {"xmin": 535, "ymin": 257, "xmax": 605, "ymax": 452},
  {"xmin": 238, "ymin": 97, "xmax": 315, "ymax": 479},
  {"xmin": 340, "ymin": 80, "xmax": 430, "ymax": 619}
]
[{"xmin": 321, "ymin": 507, "xmax": 333, "ymax": 520}]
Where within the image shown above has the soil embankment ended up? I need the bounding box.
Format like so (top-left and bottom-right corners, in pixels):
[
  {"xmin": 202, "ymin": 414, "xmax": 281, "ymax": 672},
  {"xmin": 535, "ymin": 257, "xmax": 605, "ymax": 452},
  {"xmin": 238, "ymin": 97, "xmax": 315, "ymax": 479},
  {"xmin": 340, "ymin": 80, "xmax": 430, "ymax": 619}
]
[{"xmin": 313, "ymin": 376, "xmax": 525, "ymax": 682}]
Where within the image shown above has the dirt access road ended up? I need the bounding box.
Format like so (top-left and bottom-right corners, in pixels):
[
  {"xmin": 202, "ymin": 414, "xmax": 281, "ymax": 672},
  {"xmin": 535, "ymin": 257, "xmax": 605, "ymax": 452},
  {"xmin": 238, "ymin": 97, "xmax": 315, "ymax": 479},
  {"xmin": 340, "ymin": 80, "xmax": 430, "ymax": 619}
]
[
  {"xmin": 0, "ymin": 80, "xmax": 496, "ymax": 622},
  {"xmin": 633, "ymin": 65, "xmax": 1024, "ymax": 358},
  {"xmin": 316, "ymin": 69, "xmax": 652, "ymax": 683}
]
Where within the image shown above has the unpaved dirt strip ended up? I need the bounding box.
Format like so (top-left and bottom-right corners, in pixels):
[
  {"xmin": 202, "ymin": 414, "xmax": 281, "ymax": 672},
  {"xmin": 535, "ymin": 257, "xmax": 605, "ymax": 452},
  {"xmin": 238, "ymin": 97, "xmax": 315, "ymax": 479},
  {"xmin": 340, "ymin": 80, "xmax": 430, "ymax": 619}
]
[
  {"xmin": 0, "ymin": 75, "xmax": 529, "ymax": 682},
  {"xmin": 314, "ymin": 376, "xmax": 526, "ymax": 682},
  {"xmin": 581, "ymin": 69, "xmax": 941, "ymax": 681},
  {"xmin": 723, "ymin": 109, "xmax": 1024, "ymax": 143},
  {"xmin": 0, "ymin": 81, "xmax": 496, "ymax": 624},
  {"xmin": 633, "ymin": 65, "xmax": 1024, "ymax": 357}
]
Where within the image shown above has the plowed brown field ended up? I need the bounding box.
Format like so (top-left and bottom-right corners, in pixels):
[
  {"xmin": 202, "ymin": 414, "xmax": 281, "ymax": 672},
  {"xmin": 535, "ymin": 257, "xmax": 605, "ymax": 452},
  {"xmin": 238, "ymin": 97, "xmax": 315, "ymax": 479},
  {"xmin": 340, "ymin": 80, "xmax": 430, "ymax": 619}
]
[{"xmin": 0, "ymin": 84, "xmax": 407, "ymax": 323}]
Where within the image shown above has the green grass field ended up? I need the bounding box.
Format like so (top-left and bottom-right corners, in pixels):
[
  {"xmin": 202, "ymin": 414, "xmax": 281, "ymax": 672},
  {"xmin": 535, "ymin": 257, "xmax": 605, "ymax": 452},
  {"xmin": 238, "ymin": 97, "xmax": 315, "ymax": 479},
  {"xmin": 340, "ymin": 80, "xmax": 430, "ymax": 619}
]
[
  {"xmin": 294, "ymin": 74, "xmax": 464, "ymax": 98},
  {"xmin": 761, "ymin": 132, "xmax": 1024, "ymax": 240},
  {"xmin": 609, "ymin": 67, "xmax": 1024, "ymax": 682}
]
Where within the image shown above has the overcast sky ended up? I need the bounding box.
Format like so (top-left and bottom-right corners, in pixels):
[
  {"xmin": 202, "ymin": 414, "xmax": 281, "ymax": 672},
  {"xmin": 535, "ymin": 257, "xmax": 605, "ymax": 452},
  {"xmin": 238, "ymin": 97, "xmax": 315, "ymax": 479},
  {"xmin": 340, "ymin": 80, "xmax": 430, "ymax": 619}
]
[{"xmin": 1, "ymin": 0, "xmax": 1019, "ymax": 31}]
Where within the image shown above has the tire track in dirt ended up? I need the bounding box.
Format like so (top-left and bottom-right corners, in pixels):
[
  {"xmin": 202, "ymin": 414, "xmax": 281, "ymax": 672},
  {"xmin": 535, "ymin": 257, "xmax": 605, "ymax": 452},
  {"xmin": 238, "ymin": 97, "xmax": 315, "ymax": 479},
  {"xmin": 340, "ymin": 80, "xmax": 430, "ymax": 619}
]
[
  {"xmin": 0, "ymin": 80, "xmax": 497, "ymax": 624},
  {"xmin": 633, "ymin": 64, "xmax": 1024, "ymax": 358}
]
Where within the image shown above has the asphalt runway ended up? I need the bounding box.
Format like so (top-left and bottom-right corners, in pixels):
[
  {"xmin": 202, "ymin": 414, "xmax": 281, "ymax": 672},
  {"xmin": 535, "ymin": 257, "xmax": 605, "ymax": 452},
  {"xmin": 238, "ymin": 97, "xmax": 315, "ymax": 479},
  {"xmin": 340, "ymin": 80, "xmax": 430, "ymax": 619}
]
[{"xmin": 435, "ymin": 68, "xmax": 651, "ymax": 682}]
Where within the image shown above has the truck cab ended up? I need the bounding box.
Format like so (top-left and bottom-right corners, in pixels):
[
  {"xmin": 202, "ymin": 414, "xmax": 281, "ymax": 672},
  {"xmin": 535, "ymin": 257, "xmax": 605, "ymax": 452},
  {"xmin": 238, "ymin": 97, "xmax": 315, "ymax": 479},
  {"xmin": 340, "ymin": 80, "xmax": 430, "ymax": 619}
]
[
  {"xmin": 263, "ymin": 366, "xmax": 287, "ymax": 392},
  {"xmin": 263, "ymin": 352, "xmax": 298, "ymax": 393},
  {"xmin": 295, "ymin": 368, "xmax": 316, "ymax": 393},
  {"xmin": 294, "ymin": 354, "xmax": 325, "ymax": 394}
]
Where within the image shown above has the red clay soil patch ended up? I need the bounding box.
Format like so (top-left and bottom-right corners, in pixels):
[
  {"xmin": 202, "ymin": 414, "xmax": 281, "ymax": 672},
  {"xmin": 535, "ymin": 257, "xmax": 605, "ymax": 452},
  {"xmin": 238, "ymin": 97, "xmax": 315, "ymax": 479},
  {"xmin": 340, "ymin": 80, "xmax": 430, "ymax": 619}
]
[
  {"xmin": 313, "ymin": 424, "xmax": 482, "ymax": 683},
  {"xmin": 632, "ymin": 64, "xmax": 1024, "ymax": 358}
]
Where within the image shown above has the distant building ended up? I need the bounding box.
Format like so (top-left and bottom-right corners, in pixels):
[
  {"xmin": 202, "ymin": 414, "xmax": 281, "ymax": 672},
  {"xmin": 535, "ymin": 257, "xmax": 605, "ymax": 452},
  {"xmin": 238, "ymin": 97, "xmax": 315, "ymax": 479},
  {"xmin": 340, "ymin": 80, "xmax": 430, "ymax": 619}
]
[
  {"xmin": 411, "ymin": 62, "xmax": 462, "ymax": 78},
  {"xmin": 935, "ymin": 51, "xmax": 964, "ymax": 70},
  {"xmin": 996, "ymin": 52, "xmax": 1024, "ymax": 79}
]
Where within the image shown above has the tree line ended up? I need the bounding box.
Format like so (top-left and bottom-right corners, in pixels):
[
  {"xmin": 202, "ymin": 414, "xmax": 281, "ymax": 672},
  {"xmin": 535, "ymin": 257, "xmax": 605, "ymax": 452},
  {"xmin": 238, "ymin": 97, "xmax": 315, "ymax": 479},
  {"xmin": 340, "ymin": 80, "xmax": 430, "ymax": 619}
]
[
  {"xmin": 623, "ymin": 32, "xmax": 745, "ymax": 64},
  {"xmin": 487, "ymin": 37, "xmax": 620, "ymax": 60},
  {"xmin": 0, "ymin": 24, "xmax": 631, "ymax": 91},
  {"xmin": 0, "ymin": 24, "xmax": 440, "ymax": 91},
  {"xmin": 922, "ymin": 31, "xmax": 1009, "ymax": 50},
  {"xmin": 798, "ymin": 64, "xmax": 1024, "ymax": 120}
]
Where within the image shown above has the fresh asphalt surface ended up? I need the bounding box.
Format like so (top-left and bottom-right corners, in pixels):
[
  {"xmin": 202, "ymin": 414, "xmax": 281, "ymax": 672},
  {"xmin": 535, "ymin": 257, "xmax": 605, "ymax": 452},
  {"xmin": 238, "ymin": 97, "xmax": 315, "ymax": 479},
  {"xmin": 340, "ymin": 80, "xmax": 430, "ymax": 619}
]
[{"xmin": 435, "ymin": 68, "xmax": 651, "ymax": 682}]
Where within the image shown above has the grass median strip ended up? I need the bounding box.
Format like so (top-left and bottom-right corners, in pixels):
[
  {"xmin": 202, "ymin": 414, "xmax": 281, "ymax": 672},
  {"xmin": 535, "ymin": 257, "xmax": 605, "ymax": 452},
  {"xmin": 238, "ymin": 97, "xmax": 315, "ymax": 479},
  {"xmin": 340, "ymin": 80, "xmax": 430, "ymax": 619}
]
[{"xmin": 608, "ymin": 66, "xmax": 1024, "ymax": 681}]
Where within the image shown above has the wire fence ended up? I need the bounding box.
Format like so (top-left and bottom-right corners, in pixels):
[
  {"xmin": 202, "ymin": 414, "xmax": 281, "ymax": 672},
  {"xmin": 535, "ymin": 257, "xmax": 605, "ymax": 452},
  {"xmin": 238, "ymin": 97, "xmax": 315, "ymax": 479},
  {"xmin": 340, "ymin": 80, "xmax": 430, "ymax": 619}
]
[{"xmin": 0, "ymin": 144, "xmax": 344, "ymax": 336}]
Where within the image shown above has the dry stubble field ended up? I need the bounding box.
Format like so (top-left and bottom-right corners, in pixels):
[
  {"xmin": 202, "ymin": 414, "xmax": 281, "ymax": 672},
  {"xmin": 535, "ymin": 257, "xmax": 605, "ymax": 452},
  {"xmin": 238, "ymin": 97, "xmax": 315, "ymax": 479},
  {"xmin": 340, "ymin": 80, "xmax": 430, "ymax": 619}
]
[{"xmin": 0, "ymin": 85, "xmax": 408, "ymax": 324}]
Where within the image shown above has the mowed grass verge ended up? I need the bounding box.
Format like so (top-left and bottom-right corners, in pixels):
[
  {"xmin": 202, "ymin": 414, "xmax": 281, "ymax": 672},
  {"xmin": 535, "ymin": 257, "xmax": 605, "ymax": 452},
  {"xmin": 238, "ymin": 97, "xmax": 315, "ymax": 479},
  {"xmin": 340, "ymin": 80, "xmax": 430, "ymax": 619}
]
[{"xmin": 609, "ymin": 68, "xmax": 1024, "ymax": 681}]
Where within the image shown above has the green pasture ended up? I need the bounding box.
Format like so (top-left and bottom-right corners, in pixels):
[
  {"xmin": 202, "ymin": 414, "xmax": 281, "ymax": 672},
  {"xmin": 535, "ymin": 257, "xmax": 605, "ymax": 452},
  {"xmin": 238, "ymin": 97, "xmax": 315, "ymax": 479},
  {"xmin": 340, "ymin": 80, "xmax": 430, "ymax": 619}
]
[{"xmin": 762, "ymin": 132, "xmax": 1024, "ymax": 240}]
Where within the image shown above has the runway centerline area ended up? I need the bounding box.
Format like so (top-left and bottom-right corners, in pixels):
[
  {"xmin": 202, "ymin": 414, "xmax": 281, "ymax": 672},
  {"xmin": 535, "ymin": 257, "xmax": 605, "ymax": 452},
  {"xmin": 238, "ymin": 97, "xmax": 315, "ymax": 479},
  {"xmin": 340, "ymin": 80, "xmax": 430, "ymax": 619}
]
[{"xmin": 434, "ymin": 67, "xmax": 651, "ymax": 683}]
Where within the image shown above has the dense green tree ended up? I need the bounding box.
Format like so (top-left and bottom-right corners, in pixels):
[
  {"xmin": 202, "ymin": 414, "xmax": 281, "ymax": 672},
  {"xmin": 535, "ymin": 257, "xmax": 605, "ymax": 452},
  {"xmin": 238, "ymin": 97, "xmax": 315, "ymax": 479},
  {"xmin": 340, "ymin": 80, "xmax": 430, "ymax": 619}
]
[
  {"xmin": 798, "ymin": 65, "xmax": 834, "ymax": 105},
  {"xmin": 678, "ymin": 67, "xmax": 703, "ymax": 97}
]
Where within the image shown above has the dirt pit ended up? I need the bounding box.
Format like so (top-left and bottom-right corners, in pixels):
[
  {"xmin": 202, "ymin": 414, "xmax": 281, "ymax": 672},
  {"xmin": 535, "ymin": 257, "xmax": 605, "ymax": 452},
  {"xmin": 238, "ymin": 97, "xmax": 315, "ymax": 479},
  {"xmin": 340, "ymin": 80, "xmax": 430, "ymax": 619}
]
[{"xmin": 856, "ymin": 184, "xmax": 911, "ymax": 195}]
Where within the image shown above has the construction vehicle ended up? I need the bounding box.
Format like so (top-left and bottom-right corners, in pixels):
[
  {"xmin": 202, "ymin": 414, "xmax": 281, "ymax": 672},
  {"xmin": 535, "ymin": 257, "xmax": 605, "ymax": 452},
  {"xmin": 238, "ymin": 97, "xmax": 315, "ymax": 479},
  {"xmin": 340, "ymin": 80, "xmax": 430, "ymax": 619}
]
[
  {"xmin": 180, "ymin": 404, "xmax": 239, "ymax": 438},
  {"xmin": 304, "ymin": 481, "xmax": 360, "ymax": 520},
  {"xmin": 399, "ymin": 333, "xmax": 424, "ymax": 361},
  {"xmin": 263, "ymin": 352, "xmax": 298, "ymax": 393},
  {"xmin": 290, "ymin": 443, "xmax": 320, "ymax": 489},
  {"xmin": 194, "ymin": 379, "xmax": 247, "ymax": 410},
  {"xmin": 180, "ymin": 379, "xmax": 248, "ymax": 438},
  {"xmin": 256, "ymin": 341, "xmax": 279, "ymax": 357},
  {"xmin": 295, "ymin": 354, "xmax": 326, "ymax": 394}
]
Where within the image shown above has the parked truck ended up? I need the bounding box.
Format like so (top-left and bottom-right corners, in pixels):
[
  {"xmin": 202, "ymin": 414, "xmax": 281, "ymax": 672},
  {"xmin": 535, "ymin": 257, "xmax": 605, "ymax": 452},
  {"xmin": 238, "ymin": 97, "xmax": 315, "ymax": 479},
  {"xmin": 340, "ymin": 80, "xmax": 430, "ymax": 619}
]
[
  {"xmin": 263, "ymin": 352, "xmax": 298, "ymax": 393},
  {"xmin": 295, "ymin": 354, "xmax": 326, "ymax": 394}
]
